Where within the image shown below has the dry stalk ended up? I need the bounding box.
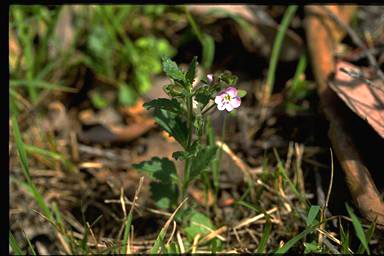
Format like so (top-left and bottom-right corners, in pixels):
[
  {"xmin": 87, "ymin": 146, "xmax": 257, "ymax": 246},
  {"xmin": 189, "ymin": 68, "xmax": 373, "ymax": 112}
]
[
  {"xmin": 191, "ymin": 233, "xmax": 201, "ymax": 253},
  {"xmin": 176, "ymin": 231, "xmax": 185, "ymax": 253},
  {"xmin": 235, "ymin": 207, "xmax": 278, "ymax": 229},
  {"xmin": 319, "ymin": 149, "xmax": 334, "ymax": 246},
  {"xmin": 201, "ymin": 226, "xmax": 227, "ymax": 243},
  {"xmin": 166, "ymin": 220, "xmax": 177, "ymax": 246}
]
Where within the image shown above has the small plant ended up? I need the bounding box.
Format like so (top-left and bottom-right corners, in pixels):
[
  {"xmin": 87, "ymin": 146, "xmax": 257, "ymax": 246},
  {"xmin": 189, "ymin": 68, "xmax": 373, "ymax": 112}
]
[{"xmin": 134, "ymin": 56, "xmax": 246, "ymax": 210}]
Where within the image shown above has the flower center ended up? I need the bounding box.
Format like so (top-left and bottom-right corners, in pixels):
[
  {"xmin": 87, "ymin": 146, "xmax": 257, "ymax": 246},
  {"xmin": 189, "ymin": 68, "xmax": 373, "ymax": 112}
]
[{"xmin": 223, "ymin": 94, "xmax": 231, "ymax": 102}]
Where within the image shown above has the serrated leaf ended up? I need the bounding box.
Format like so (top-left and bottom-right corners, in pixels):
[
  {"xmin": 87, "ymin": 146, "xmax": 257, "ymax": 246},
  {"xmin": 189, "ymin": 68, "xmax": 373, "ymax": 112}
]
[
  {"xmin": 162, "ymin": 57, "xmax": 185, "ymax": 82},
  {"xmin": 153, "ymin": 109, "xmax": 188, "ymax": 149},
  {"xmin": 172, "ymin": 151, "xmax": 189, "ymax": 161},
  {"xmin": 133, "ymin": 157, "xmax": 176, "ymax": 183},
  {"xmin": 133, "ymin": 157, "xmax": 178, "ymax": 209},
  {"xmin": 143, "ymin": 98, "xmax": 183, "ymax": 115},
  {"xmin": 186, "ymin": 56, "xmax": 198, "ymax": 85},
  {"xmin": 150, "ymin": 182, "xmax": 178, "ymax": 209},
  {"xmin": 190, "ymin": 145, "xmax": 218, "ymax": 180},
  {"xmin": 164, "ymin": 83, "xmax": 185, "ymax": 97}
]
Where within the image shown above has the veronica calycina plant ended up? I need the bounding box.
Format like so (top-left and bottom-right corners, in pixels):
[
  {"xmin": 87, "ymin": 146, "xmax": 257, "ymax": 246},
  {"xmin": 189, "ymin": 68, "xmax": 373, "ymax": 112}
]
[{"xmin": 134, "ymin": 56, "xmax": 246, "ymax": 209}]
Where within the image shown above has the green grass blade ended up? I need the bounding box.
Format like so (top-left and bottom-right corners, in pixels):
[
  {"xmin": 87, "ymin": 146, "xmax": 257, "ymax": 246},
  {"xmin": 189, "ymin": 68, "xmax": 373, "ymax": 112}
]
[
  {"xmin": 121, "ymin": 213, "xmax": 133, "ymax": 254},
  {"xmin": 274, "ymin": 225, "xmax": 316, "ymax": 254},
  {"xmin": 10, "ymin": 79, "xmax": 77, "ymax": 92},
  {"xmin": 273, "ymin": 148, "xmax": 308, "ymax": 206},
  {"xmin": 292, "ymin": 52, "xmax": 307, "ymax": 91},
  {"xmin": 257, "ymin": 219, "xmax": 272, "ymax": 253},
  {"xmin": 22, "ymin": 229, "xmax": 37, "ymax": 256},
  {"xmin": 346, "ymin": 203, "xmax": 370, "ymax": 255},
  {"xmin": 23, "ymin": 144, "xmax": 75, "ymax": 171},
  {"xmin": 340, "ymin": 222, "xmax": 351, "ymax": 254},
  {"xmin": 265, "ymin": 5, "xmax": 298, "ymax": 98},
  {"xmin": 11, "ymin": 100, "xmax": 53, "ymax": 222},
  {"xmin": 236, "ymin": 200, "xmax": 260, "ymax": 213},
  {"xmin": 9, "ymin": 231, "xmax": 24, "ymax": 255},
  {"xmin": 307, "ymin": 205, "xmax": 320, "ymax": 226},
  {"xmin": 150, "ymin": 228, "xmax": 167, "ymax": 254},
  {"xmin": 357, "ymin": 221, "xmax": 376, "ymax": 254}
]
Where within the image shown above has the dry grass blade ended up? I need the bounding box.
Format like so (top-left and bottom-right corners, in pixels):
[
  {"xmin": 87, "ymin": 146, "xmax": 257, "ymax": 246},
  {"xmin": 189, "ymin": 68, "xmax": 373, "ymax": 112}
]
[
  {"xmin": 318, "ymin": 148, "xmax": 334, "ymax": 245},
  {"xmin": 235, "ymin": 207, "xmax": 278, "ymax": 229},
  {"xmin": 150, "ymin": 197, "xmax": 188, "ymax": 254},
  {"xmin": 191, "ymin": 233, "xmax": 201, "ymax": 253},
  {"xmin": 166, "ymin": 221, "xmax": 177, "ymax": 246},
  {"xmin": 177, "ymin": 231, "xmax": 185, "ymax": 253},
  {"xmin": 104, "ymin": 199, "xmax": 172, "ymax": 217},
  {"xmin": 215, "ymin": 140, "xmax": 252, "ymax": 179},
  {"xmin": 201, "ymin": 226, "xmax": 227, "ymax": 243}
]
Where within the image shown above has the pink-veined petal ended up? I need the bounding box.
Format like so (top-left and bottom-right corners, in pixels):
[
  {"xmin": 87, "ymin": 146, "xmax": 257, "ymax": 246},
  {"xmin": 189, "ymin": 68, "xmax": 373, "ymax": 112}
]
[
  {"xmin": 230, "ymin": 97, "xmax": 241, "ymax": 108},
  {"xmin": 225, "ymin": 103, "xmax": 234, "ymax": 112},
  {"xmin": 217, "ymin": 102, "xmax": 226, "ymax": 111},
  {"xmin": 225, "ymin": 87, "xmax": 238, "ymax": 98},
  {"xmin": 215, "ymin": 95, "xmax": 223, "ymax": 104}
]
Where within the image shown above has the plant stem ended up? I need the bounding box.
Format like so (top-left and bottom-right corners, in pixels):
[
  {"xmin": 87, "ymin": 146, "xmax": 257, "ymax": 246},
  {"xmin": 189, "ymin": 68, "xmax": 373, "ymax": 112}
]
[
  {"xmin": 265, "ymin": 5, "xmax": 298, "ymax": 99},
  {"xmin": 201, "ymin": 102, "xmax": 216, "ymax": 116},
  {"xmin": 213, "ymin": 113, "xmax": 227, "ymax": 197},
  {"xmin": 182, "ymin": 94, "xmax": 194, "ymax": 200}
]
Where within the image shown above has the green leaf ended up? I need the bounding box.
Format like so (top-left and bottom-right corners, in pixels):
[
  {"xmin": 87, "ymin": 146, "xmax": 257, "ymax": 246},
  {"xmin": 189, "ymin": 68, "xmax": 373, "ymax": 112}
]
[
  {"xmin": 133, "ymin": 157, "xmax": 178, "ymax": 209},
  {"xmin": 118, "ymin": 83, "xmax": 138, "ymax": 106},
  {"xmin": 162, "ymin": 57, "xmax": 185, "ymax": 82},
  {"xmin": 135, "ymin": 70, "xmax": 152, "ymax": 93},
  {"xmin": 304, "ymin": 241, "xmax": 322, "ymax": 253},
  {"xmin": 346, "ymin": 203, "xmax": 370, "ymax": 255},
  {"xmin": 153, "ymin": 109, "xmax": 188, "ymax": 149},
  {"xmin": 89, "ymin": 90, "xmax": 109, "ymax": 109},
  {"xmin": 190, "ymin": 145, "xmax": 218, "ymax": 180},
  {"xmin": 172, "ymin": 151, "xmax": 190, "ymax": 161},
  {"xmin": 186, "ymin": 56, "xmax": 198, "ymax": 85},
  {"xmin": 143, "ymin": 98, "xmax": 183, "ymax": 115},
  {"xmin": 133, "ymin": 157, "xmax": 177, "ymax": 183},
  {"xmin": 306, "ymin": 205, "xmax": 320, "ymax": 226},
  {"xmin": 237, "ymin": 89, "xmax": 247, "ymax": 98},
  {"xmin": 184, "ymin": 210, "xmax": 215, "ymax": 241}
]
